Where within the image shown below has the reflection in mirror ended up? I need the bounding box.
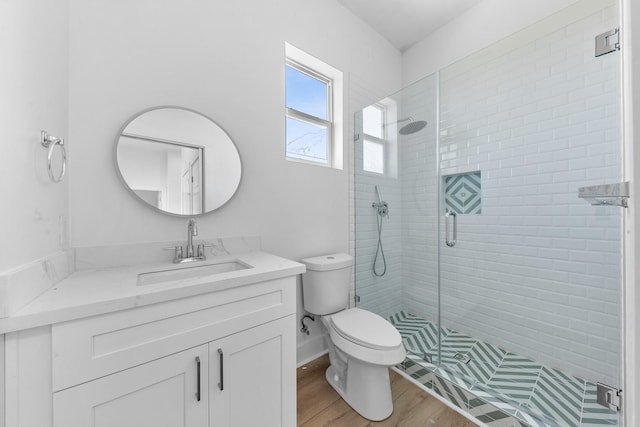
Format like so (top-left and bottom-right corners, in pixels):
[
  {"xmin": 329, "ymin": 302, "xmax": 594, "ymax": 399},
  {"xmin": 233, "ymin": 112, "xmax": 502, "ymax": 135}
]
[
  {"xmin": 115, "ymin": 107, "xmax": 242, "ymax": 216},
  {"xmin": 118, "ymin": 135, "xmax": 204, "ymax": 214}
]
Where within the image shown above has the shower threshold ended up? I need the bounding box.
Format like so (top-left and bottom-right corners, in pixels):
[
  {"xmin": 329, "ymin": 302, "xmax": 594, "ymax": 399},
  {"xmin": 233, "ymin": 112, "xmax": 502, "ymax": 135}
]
[{"xmin": 389, "ymin": 311, "xmax": 618, "ymax": 427}]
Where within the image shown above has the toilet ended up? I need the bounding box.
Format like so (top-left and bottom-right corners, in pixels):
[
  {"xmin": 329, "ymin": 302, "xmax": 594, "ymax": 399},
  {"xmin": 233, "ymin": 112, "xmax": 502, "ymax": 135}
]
[{"xmin": 300, "ymin": 253, "xmax": 406, "ymax": 421}]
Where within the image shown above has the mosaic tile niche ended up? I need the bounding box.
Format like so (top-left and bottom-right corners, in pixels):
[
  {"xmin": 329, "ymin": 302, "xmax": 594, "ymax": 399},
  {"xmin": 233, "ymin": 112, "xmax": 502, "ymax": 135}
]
[{"xmin": 444, "ymin": 172, "xmax": 481, "ymax": 215}]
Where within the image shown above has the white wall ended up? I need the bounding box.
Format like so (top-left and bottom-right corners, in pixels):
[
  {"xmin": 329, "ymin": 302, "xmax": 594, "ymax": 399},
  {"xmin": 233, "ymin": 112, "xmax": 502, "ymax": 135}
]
[
  {"xmin": 0, "ymin": 0, "xmax": 69, "ymax": 274},
  {"xmin": 68, "ymin": 0, "xmax": 401, "ymax": 255},
  {"xmin": 66, "ymin": 0, "xmax": 402, "ymax": 364},
  {"xmin": 402, "ymin": 0, "xmax": 581, "ymax": 85}
]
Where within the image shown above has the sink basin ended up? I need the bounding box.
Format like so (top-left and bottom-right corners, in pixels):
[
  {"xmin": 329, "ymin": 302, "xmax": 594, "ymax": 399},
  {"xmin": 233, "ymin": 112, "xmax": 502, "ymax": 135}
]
[{"xmin": 137, "ymin": 260, "xmax": 252, "ymax": 286}]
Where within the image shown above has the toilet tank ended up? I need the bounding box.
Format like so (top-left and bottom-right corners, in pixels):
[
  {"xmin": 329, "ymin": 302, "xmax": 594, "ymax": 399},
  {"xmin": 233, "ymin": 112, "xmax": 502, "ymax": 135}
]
[{"xmin": 300, "ymin": 253, "xmax": 353, "ymax": 315}]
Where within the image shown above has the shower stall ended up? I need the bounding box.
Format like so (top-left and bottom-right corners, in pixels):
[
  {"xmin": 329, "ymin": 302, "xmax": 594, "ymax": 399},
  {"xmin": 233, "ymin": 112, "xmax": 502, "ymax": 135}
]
[{"xmin": 354, "ymin": 1, "xmax": 624, "ymax": 426}]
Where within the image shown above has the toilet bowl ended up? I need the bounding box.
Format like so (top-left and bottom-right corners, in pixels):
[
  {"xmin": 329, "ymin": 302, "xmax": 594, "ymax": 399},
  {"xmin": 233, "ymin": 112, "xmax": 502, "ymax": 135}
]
[
  {"xmin": 320, "ymin": 308, "xmax": 406, "ymax": 420},
  {"xmin": 300, "ymin": 254, "xmax": 406, "ymax": 421}
]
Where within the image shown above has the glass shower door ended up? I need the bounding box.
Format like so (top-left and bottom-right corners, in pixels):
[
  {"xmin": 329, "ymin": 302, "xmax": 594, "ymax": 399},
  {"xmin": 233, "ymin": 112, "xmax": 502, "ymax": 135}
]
[
  {"xmin": 354, "ymin": 1, "xmax": 624, "ymax": 425},
  {"xmin": 436, "ymin": 0, "xmax": 623, "ymax": 425}
]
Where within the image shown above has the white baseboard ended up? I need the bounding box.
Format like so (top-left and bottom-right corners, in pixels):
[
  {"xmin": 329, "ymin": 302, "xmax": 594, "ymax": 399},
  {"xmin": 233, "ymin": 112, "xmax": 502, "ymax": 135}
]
[
  {"xmin": 296, "ymin": 330, "xmax": 328, "ymax": 368},
  {"xmin": 297, "ymin": 349, "xmax": 329, "ymax": 368}
]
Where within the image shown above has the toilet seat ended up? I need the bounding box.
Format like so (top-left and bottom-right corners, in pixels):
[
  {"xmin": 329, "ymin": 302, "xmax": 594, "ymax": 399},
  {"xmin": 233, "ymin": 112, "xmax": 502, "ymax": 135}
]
[
  {"xmin": 323, "ymin": 308, "xmax": 406, "ymax": 366},
  {"xmin": 330, "ymin": 308, "xmax": 402, "ymax": 350}
]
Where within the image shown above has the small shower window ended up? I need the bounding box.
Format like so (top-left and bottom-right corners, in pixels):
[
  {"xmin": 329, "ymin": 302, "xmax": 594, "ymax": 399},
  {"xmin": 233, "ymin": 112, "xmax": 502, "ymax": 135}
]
[
  {"xmin": 362, "ymin": 104, "xmax": 386, "ymax": 174},
  {"xmin": 285, "ymin": 43, "xmax": 344, "ymax": 169}
]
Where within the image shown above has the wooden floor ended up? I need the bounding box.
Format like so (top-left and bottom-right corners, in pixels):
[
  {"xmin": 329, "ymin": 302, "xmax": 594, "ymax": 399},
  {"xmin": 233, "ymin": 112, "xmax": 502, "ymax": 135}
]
[{"xmin": 297, "ymin": 355, "xmax": 478, "ymax": 427}]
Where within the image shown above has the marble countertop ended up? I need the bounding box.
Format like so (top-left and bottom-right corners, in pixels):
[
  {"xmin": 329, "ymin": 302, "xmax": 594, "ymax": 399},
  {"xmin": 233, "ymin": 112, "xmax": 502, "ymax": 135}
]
[{"xmin": 0, "ymin": 251, "xmax": 305, "ymax": 334}]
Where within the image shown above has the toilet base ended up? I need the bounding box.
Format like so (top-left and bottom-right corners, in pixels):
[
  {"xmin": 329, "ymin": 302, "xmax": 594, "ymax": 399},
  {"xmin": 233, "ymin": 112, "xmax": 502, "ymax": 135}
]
[{"xmin": 325, "ymin": 360, "xmax": 394, "ymax": 421}]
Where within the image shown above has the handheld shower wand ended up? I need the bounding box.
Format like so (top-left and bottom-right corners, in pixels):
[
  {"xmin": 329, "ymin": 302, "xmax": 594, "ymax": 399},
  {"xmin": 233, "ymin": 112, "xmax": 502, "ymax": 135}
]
[{"xmin": 372, "ymin": 185, "xmax": 388, "ymax": 276}]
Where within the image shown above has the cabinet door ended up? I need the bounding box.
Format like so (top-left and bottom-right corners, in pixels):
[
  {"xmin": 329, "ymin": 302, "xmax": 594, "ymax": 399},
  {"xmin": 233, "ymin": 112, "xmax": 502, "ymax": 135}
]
[
  {"xmin": 210, "ymin": 315, "xmax": 296, "ymax": 427},
  {"xmin": 54, "ymin": 345, "xmax": 208, "ymax": 427}
]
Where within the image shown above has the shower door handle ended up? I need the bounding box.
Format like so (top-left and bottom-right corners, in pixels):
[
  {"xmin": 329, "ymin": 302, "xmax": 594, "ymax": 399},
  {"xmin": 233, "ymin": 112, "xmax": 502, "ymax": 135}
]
[{"xmin": 445, "ymin": 210, "xmax": 457, "ymax": 247}]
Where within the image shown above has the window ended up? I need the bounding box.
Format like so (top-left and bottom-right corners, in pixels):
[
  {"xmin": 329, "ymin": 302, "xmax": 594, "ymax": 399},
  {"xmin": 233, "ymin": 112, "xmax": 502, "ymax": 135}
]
[
  {"xmin": 362, "ymin": 104, "xmax": 386, "ymax": 174},
  {"xmin": 360, "ymin": 98, "xmax": 398, "ymax": 178},
  {"xmin": 285, "ymin": 43, "xmax": 343, "ymax": 168},
  {"xmin": 285, "ymin": 62, "xmax": 331, "ymax": 164}
]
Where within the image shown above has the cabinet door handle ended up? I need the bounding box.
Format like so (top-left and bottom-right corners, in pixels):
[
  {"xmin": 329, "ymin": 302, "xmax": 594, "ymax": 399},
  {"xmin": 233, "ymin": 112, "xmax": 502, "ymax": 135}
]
[
  {"xmin": 195, "ymin": 356, "xmax": 201, "ymax": 402},
  {"xmin": 218, "ymin": 348, "xmax": 224, "ymax": 391}
]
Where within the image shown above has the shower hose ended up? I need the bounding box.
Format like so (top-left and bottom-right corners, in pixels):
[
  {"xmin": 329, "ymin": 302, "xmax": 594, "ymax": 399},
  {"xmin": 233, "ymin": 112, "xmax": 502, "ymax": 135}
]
[{"xmin": 373, "ymin": 209, "xmax": 387, "ymax": 276}]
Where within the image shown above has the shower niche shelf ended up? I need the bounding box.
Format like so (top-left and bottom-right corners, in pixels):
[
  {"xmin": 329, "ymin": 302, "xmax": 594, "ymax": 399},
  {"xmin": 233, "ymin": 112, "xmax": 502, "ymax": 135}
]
[
  {"xmin": 578, "ymin": 182, "xmax": 629, "ymax": 208},
  {"xmin": 444, "ymin": 171, "xmax": 482, "ymax": 215}
]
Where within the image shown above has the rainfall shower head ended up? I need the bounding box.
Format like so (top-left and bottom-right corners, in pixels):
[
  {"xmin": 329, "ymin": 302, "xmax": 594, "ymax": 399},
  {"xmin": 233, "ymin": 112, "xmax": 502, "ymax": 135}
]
[
  {"xmin": 398, "ymin": 118, "xmax": 427, "ymax": 135},
  {"xmin": 385, "ymin": 117, "xmax": 428, "ymax": 135}
]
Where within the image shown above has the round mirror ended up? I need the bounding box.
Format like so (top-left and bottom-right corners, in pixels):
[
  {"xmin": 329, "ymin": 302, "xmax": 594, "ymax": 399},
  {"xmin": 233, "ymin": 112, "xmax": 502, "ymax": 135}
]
[{"xmin": 115, "ymin": 107, "xmax": 242, "ymax": 216}]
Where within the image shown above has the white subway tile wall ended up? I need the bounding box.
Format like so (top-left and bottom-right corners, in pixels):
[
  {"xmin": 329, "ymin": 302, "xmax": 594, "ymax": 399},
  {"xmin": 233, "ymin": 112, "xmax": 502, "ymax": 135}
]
[{"xmin": 354, "ymin": 4, "xmax": 621, "ymax": 387}]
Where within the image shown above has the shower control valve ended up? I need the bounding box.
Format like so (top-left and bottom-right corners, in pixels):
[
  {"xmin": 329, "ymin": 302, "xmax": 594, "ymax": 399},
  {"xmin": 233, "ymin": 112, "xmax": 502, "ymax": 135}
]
[
  {"xmin": 372, "ymin": 201, "xmax": 389, "ymax": 217},
  {"xmin": 373, "ymin": 185, "xmax": 390, "ymax": 218}
]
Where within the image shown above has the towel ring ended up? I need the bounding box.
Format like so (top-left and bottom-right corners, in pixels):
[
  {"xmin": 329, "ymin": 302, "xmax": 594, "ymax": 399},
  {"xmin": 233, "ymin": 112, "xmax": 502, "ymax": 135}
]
[{"xmin": 41, "ymin": 130, "xmax": 67, "ymax": 183}]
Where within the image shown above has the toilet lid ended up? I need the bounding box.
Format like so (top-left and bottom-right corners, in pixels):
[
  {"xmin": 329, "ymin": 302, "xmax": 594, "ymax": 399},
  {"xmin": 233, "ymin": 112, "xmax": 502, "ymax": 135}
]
[{"xmin": 330, "ymin": 308, "xmax": 402, "ymax": 351}]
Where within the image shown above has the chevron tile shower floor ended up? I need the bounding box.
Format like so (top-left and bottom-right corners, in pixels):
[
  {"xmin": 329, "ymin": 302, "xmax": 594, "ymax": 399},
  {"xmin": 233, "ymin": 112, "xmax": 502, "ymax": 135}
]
[{"xmin": 390, "ymin": 311, "xmax": 619, "ymax": 427}]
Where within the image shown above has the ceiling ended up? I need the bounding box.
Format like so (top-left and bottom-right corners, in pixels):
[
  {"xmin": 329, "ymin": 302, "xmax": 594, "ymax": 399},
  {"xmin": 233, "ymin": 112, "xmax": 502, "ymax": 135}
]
[{"xmin": 336, "ymin": 0, "xmax": 483, "ymax": 52}]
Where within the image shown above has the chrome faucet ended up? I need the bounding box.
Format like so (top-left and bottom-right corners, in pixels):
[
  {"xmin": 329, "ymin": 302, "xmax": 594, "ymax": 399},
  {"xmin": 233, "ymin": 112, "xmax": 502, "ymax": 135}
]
[
  {"xmin": 187, "ymin": 219, "xmax": 198, "ymax": 257},
  {"xmin": 166, "ymin": 219, "xmax": 207, "ymax": 263}
]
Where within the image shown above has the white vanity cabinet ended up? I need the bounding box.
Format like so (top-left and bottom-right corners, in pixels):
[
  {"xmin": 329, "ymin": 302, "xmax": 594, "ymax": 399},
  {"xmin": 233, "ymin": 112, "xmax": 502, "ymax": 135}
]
[
  {"xmin": 2, "ymin": 272, "xmax": 298, "ymax": 427},
  {"xmin": 209, "ymin": 316, "xmax": 295, "ymax": 427},
  {"xmin": 53, "ymin": 315, "xmax": 295, "ymax": 427},
  {"xmin": 53, "ymin": 344, "xmax": 210, "ymax": 427}
]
